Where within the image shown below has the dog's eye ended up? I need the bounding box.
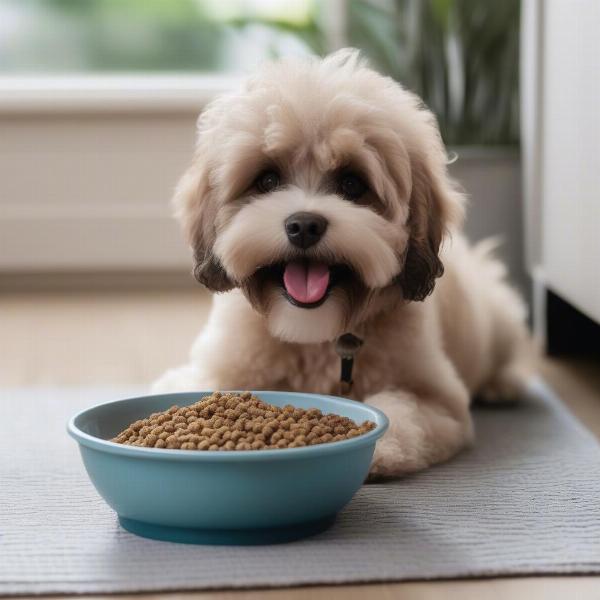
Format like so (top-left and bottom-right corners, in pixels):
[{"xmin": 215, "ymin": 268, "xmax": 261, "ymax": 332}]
[
  {"xmin": 337, "ymin": 172, "xmax": 368, "ymax": 201},
  {"xmin": 255, "ymin": 170, "xmax": 281, "ymax": 194}
]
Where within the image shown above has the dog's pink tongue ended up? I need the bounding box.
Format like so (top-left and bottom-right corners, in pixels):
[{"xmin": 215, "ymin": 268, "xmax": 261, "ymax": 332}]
[{"xmin": 283, "ymin": 261, "xmax": 330, "ymax": 304}]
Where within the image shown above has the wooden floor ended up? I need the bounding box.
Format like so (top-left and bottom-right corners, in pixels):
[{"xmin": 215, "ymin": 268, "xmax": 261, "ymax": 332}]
[{"xmin": 2, "ymin": 289, "xmax": 600, "ymax": 600}]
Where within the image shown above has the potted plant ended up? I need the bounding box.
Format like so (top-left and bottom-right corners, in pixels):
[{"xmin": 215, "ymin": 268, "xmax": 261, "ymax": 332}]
[{"xmin": 344, "ymin": 0, "xmax": 525, "ymax": 291}]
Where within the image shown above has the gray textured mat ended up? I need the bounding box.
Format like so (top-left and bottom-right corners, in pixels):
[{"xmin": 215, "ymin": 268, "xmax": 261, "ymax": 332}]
[{"xmin": 1, "ymin": 379, "xmax": 599, "ymax": 595}]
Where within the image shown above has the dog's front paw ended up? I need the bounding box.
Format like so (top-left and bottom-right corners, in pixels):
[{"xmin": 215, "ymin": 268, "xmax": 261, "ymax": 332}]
[
  {"xmin": 367, "ymin": 448, "xmax": 392, "ymax": 481},
  {"xmin": 367, "ymin": 437, "xmax": 424, "ymax": 481},
  {"xmin": 365, "ymin": 391, "xmax": 429, "ymax": 480},
  {"xmin": 151, "ymin": 364, "xmax": 213, "ymax": 394}
]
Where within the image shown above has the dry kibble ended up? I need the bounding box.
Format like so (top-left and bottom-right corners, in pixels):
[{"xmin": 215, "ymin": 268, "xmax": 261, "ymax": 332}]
[{"xmin": 112, "ymin": 392, "xmax": 375, "ymax": 451}]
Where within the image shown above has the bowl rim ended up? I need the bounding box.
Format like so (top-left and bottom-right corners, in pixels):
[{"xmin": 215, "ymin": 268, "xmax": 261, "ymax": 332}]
[{"xmin": 67, "ymin": 390, "xmax": 389, "ymax": 462}]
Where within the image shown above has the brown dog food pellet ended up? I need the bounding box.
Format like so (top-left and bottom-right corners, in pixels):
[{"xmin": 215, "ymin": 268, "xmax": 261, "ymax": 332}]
[{"xmin": 112, "ymin": 392, "xmax": 375, "ymax": 451}]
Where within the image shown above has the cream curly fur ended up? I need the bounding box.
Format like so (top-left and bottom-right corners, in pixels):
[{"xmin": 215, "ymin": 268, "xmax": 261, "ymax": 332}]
[{"xmin": 154, "ymin": 50, "xmax": 533, "ymax": 478}]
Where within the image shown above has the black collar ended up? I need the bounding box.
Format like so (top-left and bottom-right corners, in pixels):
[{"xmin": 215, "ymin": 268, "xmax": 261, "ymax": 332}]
[{"xmin": 335, "ymin": 333, "xmax": 363, "ymax": 396}]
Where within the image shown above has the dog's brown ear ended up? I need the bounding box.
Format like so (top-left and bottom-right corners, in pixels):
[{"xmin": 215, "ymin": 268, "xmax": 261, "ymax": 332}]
[
  {"xmin": 397, "ymin": 152, "xmax": 464, "ymax": 301},
  {"xmin": 173, "ymin": 162, "xmax": 235, "ymax": 293},
  {"xmin": 192, "ymin": 252, "xmax": 234, "ymax": 292}
]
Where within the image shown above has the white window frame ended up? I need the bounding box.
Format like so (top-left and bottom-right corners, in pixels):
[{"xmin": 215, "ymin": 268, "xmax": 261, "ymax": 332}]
[{"xmin": 0, "ymin": 74, "xmax": 239, "ymax": 113}]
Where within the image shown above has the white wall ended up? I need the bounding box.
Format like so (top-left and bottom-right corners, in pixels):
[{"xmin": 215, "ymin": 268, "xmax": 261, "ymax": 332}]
[
  {"xmin": 0, "ymin": 112, "xmax": 195, "ymax": 271},
  {"xmin": 540, "ymin": 0, "xmax": 600, "ymax": 323},
  {"xmin": 0, "ymin": 77, "xmax": 235, "ymax": 275}
]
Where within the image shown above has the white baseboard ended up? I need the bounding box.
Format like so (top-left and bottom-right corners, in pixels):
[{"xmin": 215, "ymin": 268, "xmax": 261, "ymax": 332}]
[{"xmin": 0, "ymin": 269, "xmax": 197, "ymax": 291}]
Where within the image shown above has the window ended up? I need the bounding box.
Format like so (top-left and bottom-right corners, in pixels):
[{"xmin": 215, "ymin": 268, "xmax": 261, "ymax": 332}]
[
  {"xmin": 0, "ymin": 0, "xmax": 323, "ymax": 74},
  {"xmin": 1, "ymin": 0, "xmax": 519, "ymax": 144}
]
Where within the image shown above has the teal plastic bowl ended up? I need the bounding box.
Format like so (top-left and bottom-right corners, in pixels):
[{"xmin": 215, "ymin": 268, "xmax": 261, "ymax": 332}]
[{"xmin": 68, "ymin": 391, "xmax": 388, "ymax": 545}]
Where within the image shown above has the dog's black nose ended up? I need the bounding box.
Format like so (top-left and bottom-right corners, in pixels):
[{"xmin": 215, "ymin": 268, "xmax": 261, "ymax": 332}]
[{"xmin": 284, "ymin": 212, "xmax": 328, "ymax": 249}]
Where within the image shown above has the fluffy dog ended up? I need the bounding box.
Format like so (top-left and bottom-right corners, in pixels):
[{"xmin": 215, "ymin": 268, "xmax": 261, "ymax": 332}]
[{"xmin": 154, "ymin": 50, "xmax": 532, "ymax": 478}]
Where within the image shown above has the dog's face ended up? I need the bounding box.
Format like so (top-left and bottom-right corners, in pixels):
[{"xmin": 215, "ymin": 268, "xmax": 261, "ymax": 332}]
[{"xmin": 175, "ymin": 50, "xmax": 464, "ymax": 343}]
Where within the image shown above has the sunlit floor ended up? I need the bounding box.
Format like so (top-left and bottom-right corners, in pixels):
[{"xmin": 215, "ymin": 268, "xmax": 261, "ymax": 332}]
[{"xmin": 2, "ymin": 288, "xmax": 599, "ymax": 600}]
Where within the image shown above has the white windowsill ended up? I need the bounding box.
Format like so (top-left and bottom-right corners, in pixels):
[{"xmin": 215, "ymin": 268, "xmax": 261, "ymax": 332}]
[{"xmin": 0, "ymin": 74, "xmax": 240, "ymax": 113}]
